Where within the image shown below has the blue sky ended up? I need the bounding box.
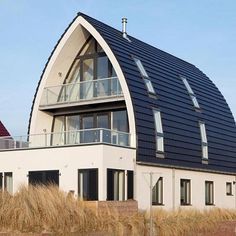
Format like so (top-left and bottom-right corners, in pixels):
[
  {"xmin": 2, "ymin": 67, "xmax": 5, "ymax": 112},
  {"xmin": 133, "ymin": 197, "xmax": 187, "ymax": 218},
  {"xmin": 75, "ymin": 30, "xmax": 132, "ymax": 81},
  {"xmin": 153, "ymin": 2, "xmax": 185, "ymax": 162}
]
[{"xmin": 0, "ymin": 0, "xmax": 235, "ymax": 135}]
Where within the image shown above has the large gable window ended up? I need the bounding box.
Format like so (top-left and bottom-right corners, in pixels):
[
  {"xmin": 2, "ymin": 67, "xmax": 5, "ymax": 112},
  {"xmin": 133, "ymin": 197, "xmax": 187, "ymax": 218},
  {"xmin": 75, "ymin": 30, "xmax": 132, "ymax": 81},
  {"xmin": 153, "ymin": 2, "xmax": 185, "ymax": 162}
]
[
  {"xmin": 133, "ymin": 57, "xmax": 156, "ymax": 95},
  {"xmin": 199, "ymin": 121, "xmax": 208, "ymax": 160},
  {"xmin": 153, "ymin": 109, "xmax": 164, "ymax": 153},
  {"xmin": 54, "ymin": 37, "xmax": 121, "ymax": 104},
  {"xmin": 181, "ymin": 76, "xmax": 200, "ymax": 109}
]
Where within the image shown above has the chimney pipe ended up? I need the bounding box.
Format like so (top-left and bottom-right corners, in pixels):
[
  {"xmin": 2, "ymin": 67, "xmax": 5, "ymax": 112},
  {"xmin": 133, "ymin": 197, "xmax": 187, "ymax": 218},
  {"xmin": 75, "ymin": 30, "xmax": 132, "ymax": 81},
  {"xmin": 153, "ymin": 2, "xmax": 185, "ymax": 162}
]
[{"xmin": 122, "ymin": 17, "xmax": 127, "ymax": 37}]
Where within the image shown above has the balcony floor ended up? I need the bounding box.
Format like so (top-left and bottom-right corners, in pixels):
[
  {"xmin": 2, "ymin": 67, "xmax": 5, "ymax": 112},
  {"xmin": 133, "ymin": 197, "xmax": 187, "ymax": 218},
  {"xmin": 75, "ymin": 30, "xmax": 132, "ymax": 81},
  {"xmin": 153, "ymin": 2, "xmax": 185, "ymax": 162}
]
[{"xmin": 39, "ymin": 95, "xmax": 125, "ymax": 111}]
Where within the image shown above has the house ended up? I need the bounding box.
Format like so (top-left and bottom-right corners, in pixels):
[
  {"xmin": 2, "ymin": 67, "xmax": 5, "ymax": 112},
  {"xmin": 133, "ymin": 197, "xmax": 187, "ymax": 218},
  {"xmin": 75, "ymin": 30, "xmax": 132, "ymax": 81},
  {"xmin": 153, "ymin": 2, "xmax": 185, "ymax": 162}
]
[
  {"xmin": 0, "ymin": 13, "xmax": 236, "ymax": 210},
  {"xmin": 0, "ymin": 121, "xmax": 10, "ymax": 137}
]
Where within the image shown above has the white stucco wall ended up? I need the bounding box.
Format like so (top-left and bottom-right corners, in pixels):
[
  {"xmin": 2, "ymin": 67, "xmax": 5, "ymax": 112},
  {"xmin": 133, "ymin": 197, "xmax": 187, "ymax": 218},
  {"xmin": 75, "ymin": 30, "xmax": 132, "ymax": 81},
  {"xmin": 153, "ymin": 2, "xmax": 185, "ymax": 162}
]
[
  {"xmin": 29, "ymin": 15, "xmax": 137, "ymax": 148},
  {"xmin": 0, "ymin": 145, "xmax": 135, "ymax": 200},
  {"xmin": 136, "ymin": 164, "xmax": 236, "ymax": 210}
]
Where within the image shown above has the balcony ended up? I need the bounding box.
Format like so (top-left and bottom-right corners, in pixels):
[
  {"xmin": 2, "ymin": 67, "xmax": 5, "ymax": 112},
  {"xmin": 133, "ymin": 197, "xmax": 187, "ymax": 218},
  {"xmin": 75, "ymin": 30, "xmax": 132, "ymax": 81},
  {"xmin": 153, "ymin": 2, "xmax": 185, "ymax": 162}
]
[
  {"xmin": 0, "ymin": 129, "xmax": 130, "ymax": 150},
  {"xmin": 39, "ymin": 77, "xmax": 124, "ymax": 110}
]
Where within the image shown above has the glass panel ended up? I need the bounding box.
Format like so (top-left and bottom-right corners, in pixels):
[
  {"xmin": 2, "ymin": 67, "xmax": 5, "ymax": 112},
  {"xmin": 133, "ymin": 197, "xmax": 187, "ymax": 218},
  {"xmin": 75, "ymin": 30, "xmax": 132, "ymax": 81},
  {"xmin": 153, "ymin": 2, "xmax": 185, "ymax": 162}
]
[
  {"xmin": 82, "ymin": 116, "xmax": 94, "ymax": 129},
  {"xmin": 97, "ymin": 42, "xmax": 104, "ymax": 52},
  {"xmin": 66, "ymin": 115, "xmax": 80, "ymax": 145},
  {"xmin": 191, "ymin": 95, "xmax": 200, "ymax": 109},
  {"xmin": 78, "ymin": 169, "xmax": 98, "ymax": 201},
  {"xmin": 98, "ymin": 114, "xmax": 110, "ymax": 143},
  {"xmin": 205, "ymin": 181, "xmax": 214, "ymax": 205},
  {"xmin": 157, "ymin": 136, "xmax": 164, "ymax": 152},
  {"xmin": 112, "ymin": 110, "xmax": 128, "ymax": 132},
  {"xmin": 81, "ymin": 59, "xmax": 94, "ymax": 99},
  {"xmin": 84, "ymin": 39, "xmax": 95, "ymax": 55},
  {"xmin": 202, "ymin": 145, "xmax": 208, "ymax": 159},
  {"xmin": 153, "ymin": 110, "xmax": 163, "ymax": 133},
  {"xmin": 127, "ymin": 171, "xmax": 134, "ymax": 199},
  {"xmin": 133, "ymin": 57, "xmax": 149, "ymax": 78},
  {"xmin": 4, "ymin": 172, "xmax": 13, "ymax": 194},
  {"xmin": 97, "ymin": 114, "xmax": 109, "ymax": 128},
  {"xmin": 0, "ymin": 173, "xmax": 2, "ymax": 190},
  {"xmin": 81, "ymin": 116, "xmax": 98, "ymax": 143},
  {"xmin": 226, "ymin": 182, "xmax": 232, "ymax": 195},
  {"xmin": 97, "ymin": 56, "xmax": 109, "ymax": 97},
  {"xmin": 97, "ymin": 56, "xmax": 109, "ymax": 79},
  {"xmin": 199, "ymin": 122, "xmax": 207, "ymax": 143},
  {"xmin": 180, "ymin": 179, "xmax": 190, "ymax": 205},
  {"xmin": 144, "ymin": 78, "xmax": 156, "ymax": 94},
  {"xmin": 182, "ymin": 77, "xmax": 194, "ymax": 94},
  {"xmin": 52, "ymin": 116, "xmax": 65, "ymax": 145},
  {"xmin": 67, "ymin": 59, "xmax": 81, "ymax": 83},
  {"xmin": 152, "ymin": 177, "xmax": 163, "ymax": 205}
]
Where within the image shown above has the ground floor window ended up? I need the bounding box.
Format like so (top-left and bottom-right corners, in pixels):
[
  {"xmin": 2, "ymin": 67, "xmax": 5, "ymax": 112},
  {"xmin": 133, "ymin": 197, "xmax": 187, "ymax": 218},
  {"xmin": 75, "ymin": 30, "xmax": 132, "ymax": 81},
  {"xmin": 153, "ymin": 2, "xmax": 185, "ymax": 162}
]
[
  {"xmin": 205, "ymin": 181, "xmax": 214, "ymax": 205},
  {"xmin": 152, "ymin": 177, "xmax": 163, "ymax": 205},
  {"xmin": 28, "ymin": 170, "xmax": 59, "ymax": 186},
  {"xmin": 226, "ymin": 182, "xmax": 233, "ymax": 196},
  {"xmin": 78, "ymin": 169, "xmax": 98, "ymax": 200},
  {"xmin": 127, "ymin": 170, "xmax": 134, "ymax": 199},
  {"xmin": 0, "ymin": 173, "xmax": 2, "ymax": 190},
  {"xmin": 107, "ymin": 169, "xmax": 125, "ymax": 201},
  {"xmin": 4, "ymin": 172, "xmax": 13, "ymax": 194},
  {"xmin": 180, "ymin": 179, "xmax": 191, "ymax": 205}
]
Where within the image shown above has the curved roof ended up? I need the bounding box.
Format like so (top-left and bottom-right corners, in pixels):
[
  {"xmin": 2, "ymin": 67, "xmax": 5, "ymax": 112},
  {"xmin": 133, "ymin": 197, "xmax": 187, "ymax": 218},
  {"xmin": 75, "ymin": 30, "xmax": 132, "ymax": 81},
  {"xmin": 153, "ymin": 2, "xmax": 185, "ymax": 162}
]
[
  {"xmin": 0, "ymin": 121, "xmax": 10, "ymax": 137},
  {"xmin": 30, "ymin": 13, "xmax": 236, "ymax": 174}
]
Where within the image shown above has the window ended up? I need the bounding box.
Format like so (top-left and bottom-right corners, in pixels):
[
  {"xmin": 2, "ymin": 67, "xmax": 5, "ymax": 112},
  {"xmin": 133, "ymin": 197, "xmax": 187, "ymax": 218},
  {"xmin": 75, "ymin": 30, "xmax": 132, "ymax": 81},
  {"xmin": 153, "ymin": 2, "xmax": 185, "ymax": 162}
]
[
  {"xmin": 144, "ymin": 78, "xmax": 156, "ymax": 94},
  {"xmin": 152, "ymin": 177, "xmax": 163, "ymax": 205},
  {"xmin": 133, "ymin": 57, "xmax": 156, "ymax": 95},
  {"xmin": 78, "ymin": 169, "xmax": 98, "ymax": 201},
  {"xmin": 133, "ymin": 57, "xmax": 149, "ymax": 78},
  {"xmin": 181, "ymin": 76, "xmax": 200, "ymax": 109},
  {"xmin": 199, "ymin": 121, "xmax": 208, "ymax": 159},
  {"xmin": 59, "ymin": 37, "xmax": 119, "ymax": 102},
  {"xmin": 28, "ymin": 170, "xmax": 59, "ymax": 186},
  {"xmin": 4, "ymin": 172, "xmax": 13, "ymax": 194},
  {"xmin": 52, "ymin": 110, "xmax": 129, "ymax": 146},
  {"xmin": 127, "ymin": 171, "xmax": 134, "ymax": 199},
  {"xmin": 0, "ymin": 173, "xmax": 2, "ymax": 190},
  {"xmin": 107, "ymin": 169, "xmax": 125, "ymax": 201},
  {"xmin": 205, "ymin": 181, "xmax": 214, "ymax": 205},
  {"xmin": 180, "ymin": 179, "xmax": 191, "ymax": 205},
  {"xmin": 153, "ymin": 109, "xmax": 164, "ymax": 152},
  {"xmin": 226, "ymin": 182, "xmax": 233, "ymax": 196}
]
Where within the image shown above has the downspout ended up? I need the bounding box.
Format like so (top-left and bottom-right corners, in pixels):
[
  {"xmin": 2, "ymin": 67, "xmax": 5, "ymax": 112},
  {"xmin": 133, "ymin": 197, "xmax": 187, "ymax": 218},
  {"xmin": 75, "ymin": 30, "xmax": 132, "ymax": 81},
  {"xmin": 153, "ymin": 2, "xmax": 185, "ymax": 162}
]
[{"xmin": 172, "ymin": 168, "xmax": 176, "ymax": 211}]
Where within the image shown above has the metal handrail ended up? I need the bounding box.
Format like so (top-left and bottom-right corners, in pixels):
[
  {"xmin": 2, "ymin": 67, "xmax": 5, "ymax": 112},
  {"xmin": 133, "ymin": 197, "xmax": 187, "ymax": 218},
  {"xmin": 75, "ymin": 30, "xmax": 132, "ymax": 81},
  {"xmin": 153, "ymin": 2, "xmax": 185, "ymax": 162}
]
[
  {"xmin": 0, "ymin": 128, "xmax": 130, "ymax": 150},
  {"xmin": 40, "ymin": 76, "xmax": 123, "ymax": 106}
]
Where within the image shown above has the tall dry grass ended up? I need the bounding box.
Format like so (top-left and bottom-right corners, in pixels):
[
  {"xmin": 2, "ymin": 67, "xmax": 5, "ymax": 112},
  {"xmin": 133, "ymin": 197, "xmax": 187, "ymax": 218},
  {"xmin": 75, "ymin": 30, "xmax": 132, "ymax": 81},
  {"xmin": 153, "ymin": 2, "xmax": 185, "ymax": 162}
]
[
  {"xmin": 0, "ymin": 185, "xmax": 144, "ymax": 235},
  {"xmin": 0, "ymin": 185, "xmax": 236, "ymax": 235}
]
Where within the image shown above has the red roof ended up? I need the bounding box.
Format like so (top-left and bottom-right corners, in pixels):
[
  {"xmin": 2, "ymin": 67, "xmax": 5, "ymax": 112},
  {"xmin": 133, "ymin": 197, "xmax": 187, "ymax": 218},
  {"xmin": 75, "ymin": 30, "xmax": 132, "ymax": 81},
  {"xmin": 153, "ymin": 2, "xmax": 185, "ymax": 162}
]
[{"xmin": 0, "ymin": 121, "xmax": 10, "ymax": 137}]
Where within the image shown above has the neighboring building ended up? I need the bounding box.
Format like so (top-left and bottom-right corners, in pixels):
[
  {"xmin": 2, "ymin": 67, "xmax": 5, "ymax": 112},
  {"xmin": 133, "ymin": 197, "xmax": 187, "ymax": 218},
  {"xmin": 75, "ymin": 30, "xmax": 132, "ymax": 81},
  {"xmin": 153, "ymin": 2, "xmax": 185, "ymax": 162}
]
[
  {"xmin": 0, "ymin": 121, "xmax": 10, "ymax": 137},
  {"xmin": 0, "ymin": 13, "xmax": 236, "ymax": 210}
]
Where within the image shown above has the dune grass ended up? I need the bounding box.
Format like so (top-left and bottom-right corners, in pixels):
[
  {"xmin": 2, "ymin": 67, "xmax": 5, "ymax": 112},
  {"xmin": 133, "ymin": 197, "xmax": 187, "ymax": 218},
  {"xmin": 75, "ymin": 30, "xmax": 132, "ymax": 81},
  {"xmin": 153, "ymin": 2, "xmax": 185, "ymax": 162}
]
[{"xmin": 0, "ymin": 185, "xmax": 235, "ymax": 235}]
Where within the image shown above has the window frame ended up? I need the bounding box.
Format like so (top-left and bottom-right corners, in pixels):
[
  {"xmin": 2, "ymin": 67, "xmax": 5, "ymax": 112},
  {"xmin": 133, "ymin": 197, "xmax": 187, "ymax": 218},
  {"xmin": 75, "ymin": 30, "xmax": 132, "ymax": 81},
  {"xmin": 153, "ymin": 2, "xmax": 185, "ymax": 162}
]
[
  {"xmin": 132, "ymin": 56, "xmax": 157, "ymax": 96},
  {"xmin": 226, "ymin": 182, "xmax": 233, "ymax": 196},
  {"xmin": 180, "ymin": 76, "xmax": 201, "ymax": 110},
  {"xmin": 4, "ymin": 172, "xmax": 13, "ymax": 194},
  {"xmin": 205, "ymin": 181, "xmax": 214, "ymax": 205},
  {"xmin": 152, "ymin": 177, "xmax": 164, "ymax": 205},
  {"xmin": 199, "ymin": 121, "xmax": 208, "ymax": 160},
  {"xmin": 78, "ymin": 168, "xmax": 98, "ymax": 201},
  {"xmin": 180, "ymin": 179, "xmax": 191, "ymax": 205},
  {"xmin": 107, "ymin": 169, "xmax": 125, "ymax": 201},
  {"xmin": 133, "ymin": 57, "xmax": 149, "ymax": 78},
  {"xmin": 153, "ymin": 108, "xmax": 164, "ymax": 153}
]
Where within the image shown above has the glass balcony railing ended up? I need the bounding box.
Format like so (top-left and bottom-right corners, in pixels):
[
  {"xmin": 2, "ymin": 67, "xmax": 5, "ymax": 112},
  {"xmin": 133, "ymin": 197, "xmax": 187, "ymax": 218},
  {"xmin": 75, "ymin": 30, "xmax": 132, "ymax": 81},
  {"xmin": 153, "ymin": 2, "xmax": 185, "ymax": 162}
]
[
  {"xmin": 0, "ymin": 129, "xmax": 130, "ymax": 150},
  {"xmin": 40, "ymin": 77, "xmax": 123, "ymax": 107}
]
